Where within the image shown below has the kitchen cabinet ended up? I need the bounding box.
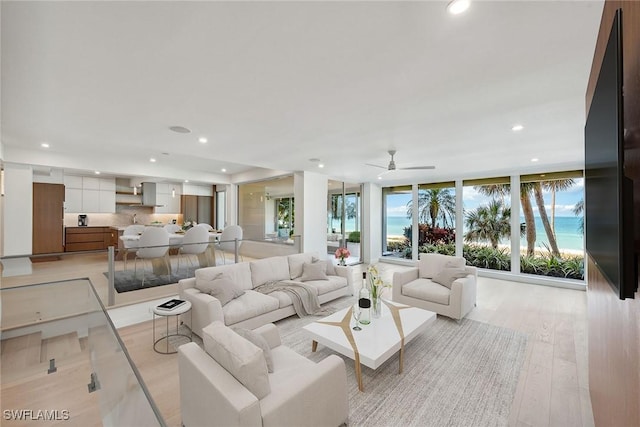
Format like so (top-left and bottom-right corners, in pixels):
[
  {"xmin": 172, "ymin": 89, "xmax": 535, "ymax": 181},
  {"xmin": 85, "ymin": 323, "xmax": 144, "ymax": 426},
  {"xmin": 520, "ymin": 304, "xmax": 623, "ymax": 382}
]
[
  {"xmin": 64, "ymin": 175, "xmax": 115, "ymax": 213},
  {"xmin": 155, "ymin": 183, "xmax": 181, "ymax": 214},
  {"xmin": 65, "ymin": 227, "xmax": 112, "ymax": 252}
]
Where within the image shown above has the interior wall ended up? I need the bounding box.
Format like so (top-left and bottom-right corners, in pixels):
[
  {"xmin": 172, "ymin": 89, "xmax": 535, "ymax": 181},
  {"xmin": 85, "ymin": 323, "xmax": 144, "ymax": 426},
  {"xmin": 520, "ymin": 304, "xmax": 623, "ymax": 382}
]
[
  {"xmin": 362, "ymin": 182, "xmax": 382, "ymax": 264},
  {"xmin": 294, "ymin": 171, "xmax": 328, "ymax": 256},
  {"xmin": 585, "ymin": 2, "xmax": 640, "ymax": 426},
  {"xmin": 3, "ymin": 163, "xmax": 33, "ymax": 256}
]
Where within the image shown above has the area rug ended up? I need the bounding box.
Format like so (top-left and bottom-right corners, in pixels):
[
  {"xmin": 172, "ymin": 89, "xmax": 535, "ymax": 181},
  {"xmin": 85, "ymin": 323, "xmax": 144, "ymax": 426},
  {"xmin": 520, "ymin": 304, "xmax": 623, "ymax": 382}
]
[
  {"xmin": 274, "ymin": 297, "xmax": 527, "ymax": 427},
  {"xmin": 104, "ymin": 267, "xmax": 198, "ymax": 293}
]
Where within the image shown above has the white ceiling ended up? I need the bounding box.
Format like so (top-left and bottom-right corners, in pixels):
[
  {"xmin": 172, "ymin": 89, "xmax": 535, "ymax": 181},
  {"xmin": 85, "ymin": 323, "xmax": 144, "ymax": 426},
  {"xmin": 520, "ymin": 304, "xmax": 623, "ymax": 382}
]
[{"xmin": 1, "ymin": 1, "xmax": 604, "ymax": 186}]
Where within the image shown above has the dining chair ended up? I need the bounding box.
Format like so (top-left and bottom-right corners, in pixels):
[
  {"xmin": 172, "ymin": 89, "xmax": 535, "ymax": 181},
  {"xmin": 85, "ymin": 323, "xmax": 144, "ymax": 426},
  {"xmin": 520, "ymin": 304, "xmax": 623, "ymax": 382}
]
[
  {"xmin": 122, "ymin": 224, "xmax": 146, "ymax": 270},
  {"xmin": 176, "ymin": 226, "xmax": 210, "ymax": 273},
  {"xmin": 196, "ymin": 223, "xmax": 214, "ymax": 231},
  {"xmin": 215, "ymin": 225, "xmax": 243, "ymax": 264},
  {"xmin": 134, "ymin": 227, "xmax": 170, "ymax": 286},
  {"xmin": 164, "ymin": 223, "xmax": 182, "ymax": 234}
]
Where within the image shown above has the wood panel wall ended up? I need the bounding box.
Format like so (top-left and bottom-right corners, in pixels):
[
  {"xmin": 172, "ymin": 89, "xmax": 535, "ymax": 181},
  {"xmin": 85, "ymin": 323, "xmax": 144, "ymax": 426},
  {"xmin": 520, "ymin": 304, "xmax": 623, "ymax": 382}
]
[{"xmin": 586, "ymin": 2, "xmax": 640, "ymax": 426}]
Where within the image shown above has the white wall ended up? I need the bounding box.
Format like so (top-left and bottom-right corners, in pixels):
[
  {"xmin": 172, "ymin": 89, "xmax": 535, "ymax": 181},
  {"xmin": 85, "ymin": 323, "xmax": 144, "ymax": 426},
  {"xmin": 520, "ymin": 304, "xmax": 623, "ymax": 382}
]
[
  {"xmin": 32, "ymin": 167, "xmax": 64, "ymax": 184},
  {"xmin": 225, "ymin": 184, "xmax": 238, "ymax": 227},
  {"xmin": 294, "ymin": 171, "xmax": 328, "ymax": 255},
  {"xmin": 362, "ymin": 182, "xmax": 382, "ymax": 263},
  {"xmin": 3, "ymin": 163, "xmax": 33, "ymax": 256}
]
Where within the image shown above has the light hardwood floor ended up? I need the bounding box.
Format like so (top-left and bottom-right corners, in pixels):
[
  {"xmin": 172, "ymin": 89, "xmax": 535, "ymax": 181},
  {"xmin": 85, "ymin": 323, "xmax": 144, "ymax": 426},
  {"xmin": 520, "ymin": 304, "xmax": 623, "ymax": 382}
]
[{"xmin": 1, "ymin": 254, "xmax": 594, "ymax": 426}]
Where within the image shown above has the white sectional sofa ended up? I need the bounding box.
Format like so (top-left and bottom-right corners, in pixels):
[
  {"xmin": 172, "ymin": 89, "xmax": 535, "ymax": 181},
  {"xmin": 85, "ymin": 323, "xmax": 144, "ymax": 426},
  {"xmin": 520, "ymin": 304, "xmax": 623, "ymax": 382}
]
[{"xmin": 178, "ymin": 253, "xmax": 354, "ymax": 337}]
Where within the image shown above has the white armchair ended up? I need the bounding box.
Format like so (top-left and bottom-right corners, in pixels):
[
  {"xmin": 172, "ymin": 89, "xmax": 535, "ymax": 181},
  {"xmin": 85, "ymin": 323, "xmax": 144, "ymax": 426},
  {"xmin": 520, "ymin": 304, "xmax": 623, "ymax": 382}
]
[
  {"xmin": 392, "ymin": 253, "xmax": 477, "ymax": 320},
  {"xmin": 178, "ymin": 322, "xmax": 349, "ymax": 427}
]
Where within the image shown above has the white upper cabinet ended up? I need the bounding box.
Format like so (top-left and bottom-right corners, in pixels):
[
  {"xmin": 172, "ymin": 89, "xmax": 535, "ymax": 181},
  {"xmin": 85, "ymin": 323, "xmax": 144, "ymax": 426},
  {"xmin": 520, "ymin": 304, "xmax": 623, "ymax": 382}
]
[{"xmin": 64, "ymin": 176, "xmax": 115, "ymax": 213}]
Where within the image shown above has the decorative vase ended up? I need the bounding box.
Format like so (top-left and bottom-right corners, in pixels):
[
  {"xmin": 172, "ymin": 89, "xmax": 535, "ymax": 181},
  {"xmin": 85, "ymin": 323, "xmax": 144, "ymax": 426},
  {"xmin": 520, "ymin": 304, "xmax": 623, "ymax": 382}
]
[
  {"xmin": 372, "ymin": 296, "xmax": 382, "ymax": 318},
  {"xmin": 339, "ymin": 259, "xmax": 346, "ymax": 266}
]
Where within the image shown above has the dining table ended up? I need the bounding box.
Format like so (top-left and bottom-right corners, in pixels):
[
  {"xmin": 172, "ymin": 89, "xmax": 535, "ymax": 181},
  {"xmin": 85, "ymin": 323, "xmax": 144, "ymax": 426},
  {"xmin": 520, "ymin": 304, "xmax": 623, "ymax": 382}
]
[{"xmin": 120, "ymin": 231, "xmax": 222, "ymax": 275}]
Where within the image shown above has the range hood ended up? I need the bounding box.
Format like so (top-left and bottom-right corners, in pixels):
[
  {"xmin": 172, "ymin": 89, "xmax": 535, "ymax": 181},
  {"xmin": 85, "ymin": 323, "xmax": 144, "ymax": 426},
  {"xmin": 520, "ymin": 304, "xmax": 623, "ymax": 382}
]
[{"xmin": 140, "ymin": 182, "xmax": 164, "ymax": 207}]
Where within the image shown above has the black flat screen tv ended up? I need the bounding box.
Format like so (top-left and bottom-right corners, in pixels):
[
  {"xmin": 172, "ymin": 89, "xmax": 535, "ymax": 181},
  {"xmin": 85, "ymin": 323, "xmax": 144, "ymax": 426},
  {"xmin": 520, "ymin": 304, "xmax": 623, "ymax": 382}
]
[{"xmin": 585, "ymin": 9, "xmax": 637, "ymax": 299}]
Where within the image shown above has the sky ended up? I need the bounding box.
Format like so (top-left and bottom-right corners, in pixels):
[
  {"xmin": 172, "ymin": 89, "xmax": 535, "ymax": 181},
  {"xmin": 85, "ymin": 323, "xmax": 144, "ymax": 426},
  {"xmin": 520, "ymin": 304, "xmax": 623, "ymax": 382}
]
[{"xmin": 386, "ymin": 178, "xmax": 584, "ymax": 218}]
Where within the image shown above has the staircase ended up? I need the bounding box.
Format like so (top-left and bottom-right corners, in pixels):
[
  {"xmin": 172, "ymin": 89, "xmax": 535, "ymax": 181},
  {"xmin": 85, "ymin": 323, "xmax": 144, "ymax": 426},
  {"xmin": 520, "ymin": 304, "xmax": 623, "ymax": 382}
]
[{"xmin": 1, "ymin": 332, "xmax": 85, "ymax": 385}]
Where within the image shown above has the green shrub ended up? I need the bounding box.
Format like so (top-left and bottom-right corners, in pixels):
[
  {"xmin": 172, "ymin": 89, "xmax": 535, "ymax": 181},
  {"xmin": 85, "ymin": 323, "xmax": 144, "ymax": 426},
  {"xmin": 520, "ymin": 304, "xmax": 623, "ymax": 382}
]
[{"xmin": 348, "ymin": 231, "xmax": 361, "ymax": 243}]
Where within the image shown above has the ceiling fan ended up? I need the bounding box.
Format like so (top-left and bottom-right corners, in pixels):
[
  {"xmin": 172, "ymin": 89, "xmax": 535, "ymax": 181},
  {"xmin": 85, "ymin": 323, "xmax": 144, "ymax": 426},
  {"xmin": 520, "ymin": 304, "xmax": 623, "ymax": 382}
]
[{"xmin": 366, "ymin": 150, "xmax": 435, "ymax": 174}]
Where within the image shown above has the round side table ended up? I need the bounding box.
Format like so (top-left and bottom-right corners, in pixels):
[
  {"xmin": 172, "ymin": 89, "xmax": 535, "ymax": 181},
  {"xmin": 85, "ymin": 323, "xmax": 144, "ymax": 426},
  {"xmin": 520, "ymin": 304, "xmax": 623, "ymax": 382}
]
[{"xmin": 152, "ymin": 300, "xmax": 192, "ymax": 354}]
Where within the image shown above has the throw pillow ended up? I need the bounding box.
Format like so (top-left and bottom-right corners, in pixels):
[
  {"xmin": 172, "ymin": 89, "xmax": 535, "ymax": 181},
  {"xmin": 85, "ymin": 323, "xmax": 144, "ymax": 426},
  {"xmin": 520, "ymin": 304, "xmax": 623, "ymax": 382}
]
[
  {"xmin": 203, "ymin": 322, "xmax": 271, "ymax": 399},
  {"xmin": 311, "ymin": 255, "xmax": 337, "ymax": 276},
  {"xmin": 197, "ymin": 273, "xmax": 245, "ymax": 306},
  {"xmin": 232, "ymin": 327, "xmax": 274, "ymax": 373},
  {"xmin": 299, "ymin": 261, "xmax": 329, "ymax": 281},
  {"xmin": 432, "ymin": 267, "xmax": 469, "ymax": 289}
]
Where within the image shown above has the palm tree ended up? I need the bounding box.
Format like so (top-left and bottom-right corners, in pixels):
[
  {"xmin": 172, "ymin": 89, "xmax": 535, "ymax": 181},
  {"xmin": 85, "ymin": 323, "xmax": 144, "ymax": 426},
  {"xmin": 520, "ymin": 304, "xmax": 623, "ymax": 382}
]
[
  {"xmin": 406, "ymin": 188, "xmax": 455, "ymax": 228},
  {"xmin": 474, "ymin": 184, "xmax": 537, "ymax": 255},
  {"xmin": 542, "ymin": 179, "xmax": 576, "ymax": 233},
  {"xmin": 533, "ymin": 182, "xmax": 560, "ymax": 256},
  {"xmin": 464, "ymin": 199, "xmax": 511, "ymax": 249},
  {"xmin": 573, "ymin": 198, "xmax": 584, "ymax": 234}
]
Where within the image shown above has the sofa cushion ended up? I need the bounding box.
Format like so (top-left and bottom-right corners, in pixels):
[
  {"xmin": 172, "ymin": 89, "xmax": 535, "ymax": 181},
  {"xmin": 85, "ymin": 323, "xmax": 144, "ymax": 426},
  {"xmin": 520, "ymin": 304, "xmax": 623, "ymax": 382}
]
[
  {"xmin": 287, "ymin": 253, "xmax": 316, "ymax": 279},
  {"xmin": 432, "ymin": 267, "xmax": 469, "ymax": 289},
  {"xmin": 418, "ymin": 253, "xmax": 465, "ymax": 279},
  {"xmin": 195, "ymin": 273, "xmax": 245, "ymax": 306},
  {"xmin": 299, "ymin": 276, "xmax": 347, "ymax": 296},
  {"xmin": 232, "ymin": 327, "xmax": 274, "ymax": 373},
  {"xmin": 325, "ymin": 260, "xmax": 337, "ymax": 276},
  {"xmin": 268, "ymin": 290, "xmax": 294, "ymax": 309},
  {"xmin": 402, "ymin": 278, "xmax": 451, "ymax": 305},
  {"xmin": 250, "ymin": 256, "xmax": 291, "ymax": 287},
  {"xmin": 203, "ymin": 321, "xmax": 271, "ymax": 399},
  {"xmin": 300, "ymin": 261, "xmax": 329, "ymax": 282},
  {"xmin": 196, "ymin": 262, "xmax": 253, "ymax": 291},
  {"xmin": 222, "ymin": 290, "xmax": 280, "ymax": 326},
  {"xmin": 267, "ymin": 345, "xmax": 315, "ymax": 394}
]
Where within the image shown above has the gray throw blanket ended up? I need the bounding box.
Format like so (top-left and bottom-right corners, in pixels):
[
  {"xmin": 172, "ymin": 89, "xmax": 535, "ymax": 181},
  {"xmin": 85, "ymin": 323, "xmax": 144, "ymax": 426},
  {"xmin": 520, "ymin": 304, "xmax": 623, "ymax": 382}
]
[{"xmin": 254, "ymin": 280, "xmax": 328, "ymax": 317}]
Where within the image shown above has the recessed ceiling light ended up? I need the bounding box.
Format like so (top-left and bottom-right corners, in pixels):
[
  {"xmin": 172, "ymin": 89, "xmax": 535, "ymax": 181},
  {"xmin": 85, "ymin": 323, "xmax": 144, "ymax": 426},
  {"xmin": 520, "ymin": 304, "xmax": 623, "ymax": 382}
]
[
  {"xmin": 184, "ymin": 179, "xmax": 189, "ymax": 183},
  {"xmin": 198, "ymin": 137, "xmax": 208, "ymax": 144},
  {"xmin": 318, "ymin": 163, "xmax": 325, "ymax": 168},
  {"xmin": 447, "ymin": 0, "xmax": 471, "ymax": 15},
  {"xmin": 94, "ymin": 171, "xmax": 100, "ymax": 175},
  {"xmin": 512, "ymin": 124, "xmax": 524, "ymax": 132},
  {"xmin": 41, "ymin": 143, "xmax": 50, "ymax": 148},
  {"xmin": 150, "ymin": 158, "xmax": 157, "ymax": 163},
  {"xmin": 221, "ymin": 168, "xmax": 227, "ymax": 172},
  {"xmin": 169, "ymin": 126, "xmax": 191, "ymax": 134},
  {"xmin": 377, "ymin": 176, "xmax": 382, "ymax": 180},
  {"xmin": 531, "ymin": 158, "xmax": 539, "ymax": 162}
]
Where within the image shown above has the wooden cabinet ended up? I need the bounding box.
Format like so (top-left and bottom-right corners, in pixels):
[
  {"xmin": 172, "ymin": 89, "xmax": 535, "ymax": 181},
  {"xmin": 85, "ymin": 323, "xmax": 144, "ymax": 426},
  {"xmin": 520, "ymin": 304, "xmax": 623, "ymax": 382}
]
[
  {"xmin": 33, "ymin": 183, "xmax": 65, "ymax": 254},
  {"xmin": 181, "ymin": 195, "xmax": 215, "ymax": 226},
  {"xmin": 65, "ymin": 227, "xmax": 113, "ymax": 252}
]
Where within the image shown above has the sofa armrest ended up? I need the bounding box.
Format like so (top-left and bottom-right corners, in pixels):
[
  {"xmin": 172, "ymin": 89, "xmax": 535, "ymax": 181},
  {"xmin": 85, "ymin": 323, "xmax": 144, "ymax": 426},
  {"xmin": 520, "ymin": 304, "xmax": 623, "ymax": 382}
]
[
  {"xmin": 449, "ymin": 273, "xmax": 477, "ymax": 320},
  {"xmin": 180, "ymin": 288, "xmax": 225, "ymax": 337},
  {"xmin": 178, "ymin": 277, "xmax": 197, "ymax": 295},
  {"xmin": 392, "ymin": 268, "xmax": 419, "ymax": 301},
  {"xmin": 260, "ymin": 355, "xmax": 349, "ymax": 427},
  {"xmin": 178, "ymin": 342, "xmax": 261, "ymax": 427},
  {"xmin": 253, "ymin": 323, "xmax": 281, "ymax": 349},
  {"xmin": 335, "ymin": 265, "xmax": 354, "ymax": 294}
]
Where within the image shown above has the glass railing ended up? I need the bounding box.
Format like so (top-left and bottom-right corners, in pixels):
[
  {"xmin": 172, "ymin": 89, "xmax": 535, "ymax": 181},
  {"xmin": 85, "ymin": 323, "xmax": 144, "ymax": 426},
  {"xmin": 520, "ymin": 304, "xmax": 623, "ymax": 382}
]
[
  {"xmin": 1, "ymin": 233, "xmax": 302, "ymax": 309},
  {"xmin": 0, "ymin": 279, "xmax": 165, "ymax": 426}
]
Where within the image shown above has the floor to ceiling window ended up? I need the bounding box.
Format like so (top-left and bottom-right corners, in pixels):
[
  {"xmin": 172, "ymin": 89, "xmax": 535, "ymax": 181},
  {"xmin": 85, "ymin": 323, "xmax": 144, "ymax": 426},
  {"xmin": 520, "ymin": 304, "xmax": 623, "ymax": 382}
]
[
  {"xmin": 327, "ymin": 180, "xmax": 362, "ymax": 264},
  {"xmin": 519, "ymin": 171, "xmax": 584, "ymax": 279},
  {"xmin": 462, "ymin": 177, "xmax": 512, "ymax": 272},
  {"xmin": 382, "ymin": 185, "xmax": 413, "ymax": 260},
  {"xmin": 416, "ymin": 182, "xmax": 456, "ymax": 256}
]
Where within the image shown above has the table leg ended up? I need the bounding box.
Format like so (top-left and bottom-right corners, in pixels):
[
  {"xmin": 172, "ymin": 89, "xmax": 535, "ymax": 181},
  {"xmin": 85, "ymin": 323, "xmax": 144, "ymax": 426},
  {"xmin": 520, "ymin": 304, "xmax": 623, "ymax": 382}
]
[
  {"xmin": 399, "ymin": 346, "xmax": 404, "ymax": 374},
  {"xmin": 355, "ymin": 355, "xmax": 364, "ymax": 392},
  {"xmin": 312, "ymin": 340, "xmax": 318, "ymax": 352}
]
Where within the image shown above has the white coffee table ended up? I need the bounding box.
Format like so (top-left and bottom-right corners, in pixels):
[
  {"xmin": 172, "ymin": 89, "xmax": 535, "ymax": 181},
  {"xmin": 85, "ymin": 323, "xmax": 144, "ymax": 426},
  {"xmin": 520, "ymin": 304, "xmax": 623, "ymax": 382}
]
[{"xmin": 303, "ymin": 299, "xmax": 436, "ymax": 391}]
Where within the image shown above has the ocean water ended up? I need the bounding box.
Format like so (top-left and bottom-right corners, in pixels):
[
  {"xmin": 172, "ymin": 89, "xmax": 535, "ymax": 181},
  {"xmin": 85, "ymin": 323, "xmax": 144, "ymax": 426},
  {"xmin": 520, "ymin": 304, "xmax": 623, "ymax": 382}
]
[{"xmin": 383, "ymin": 216, "xmax": 584, "ymax": 252}]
